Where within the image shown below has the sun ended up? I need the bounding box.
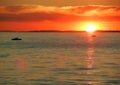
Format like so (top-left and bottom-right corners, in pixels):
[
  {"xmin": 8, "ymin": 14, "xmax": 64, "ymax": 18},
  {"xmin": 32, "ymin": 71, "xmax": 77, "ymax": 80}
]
[
  {"xmin": 85, "ymin": 23, "xmax": 97, "ymax": 32},
  {"xmin": 75, "ymin": 22, "xmax": 101, "ymax": 32}
]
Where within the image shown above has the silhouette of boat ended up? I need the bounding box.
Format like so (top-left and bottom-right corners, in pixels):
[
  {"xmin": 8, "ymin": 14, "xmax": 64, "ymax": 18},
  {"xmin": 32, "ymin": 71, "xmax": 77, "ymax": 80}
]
[
  {"xmin": 11, "ymin": 37, "xmax": 22, "ymax": 40},
  {"xmin": 91, "ymin": 35, "xmax": 96, "ymax": 37}
]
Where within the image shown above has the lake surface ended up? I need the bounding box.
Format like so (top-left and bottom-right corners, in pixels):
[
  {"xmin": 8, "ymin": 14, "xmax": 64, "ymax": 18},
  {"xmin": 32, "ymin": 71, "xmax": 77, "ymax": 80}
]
[{"xmin": 0, "ymin": 32, "xmax": 120, "ymax": 85}]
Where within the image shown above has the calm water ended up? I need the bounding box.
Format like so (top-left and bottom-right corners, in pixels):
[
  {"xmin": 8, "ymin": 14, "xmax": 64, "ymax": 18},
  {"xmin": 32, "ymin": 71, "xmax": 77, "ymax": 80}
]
[{"xmin": 0, "ymin": 32, "xmax": 120, "ymax": 85}]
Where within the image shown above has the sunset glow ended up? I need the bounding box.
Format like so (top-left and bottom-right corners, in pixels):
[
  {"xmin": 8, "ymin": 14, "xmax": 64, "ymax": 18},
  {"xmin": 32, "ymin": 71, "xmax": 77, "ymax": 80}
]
[
  {"xmin": 0, "ymin": 0, "xmax": 120, "ymax": 85},
  {"xmin": 85, "ymin": 23, "xmax": 97, "ymax": 32},
  {"xmin": 0, "ymin": 1, "xmax": 120, "ymax": 31}
]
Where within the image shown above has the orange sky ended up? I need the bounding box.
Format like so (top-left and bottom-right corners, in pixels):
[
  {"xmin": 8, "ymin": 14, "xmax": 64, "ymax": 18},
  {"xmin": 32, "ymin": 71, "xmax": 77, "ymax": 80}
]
[{"xmin": 0, "ymin": 4, "xmax": 120, "ymax": 31}]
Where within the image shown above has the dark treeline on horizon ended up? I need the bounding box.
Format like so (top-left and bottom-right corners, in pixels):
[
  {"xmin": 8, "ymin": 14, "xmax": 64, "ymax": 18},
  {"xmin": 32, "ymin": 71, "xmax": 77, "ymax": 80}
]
[{"xmin": 0, "ymin": 30, "xmax": 120, "ymax": 32}]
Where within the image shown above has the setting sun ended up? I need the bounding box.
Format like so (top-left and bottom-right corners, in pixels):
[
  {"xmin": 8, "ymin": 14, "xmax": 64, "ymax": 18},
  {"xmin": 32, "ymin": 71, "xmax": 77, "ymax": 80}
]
[
  {"xmin": 85, "ymin": 23, "xmax": 97, "ymax": 32},
  {"xmin": 75, "ymin": 22, "xmax": 101, "ymax": 32}
]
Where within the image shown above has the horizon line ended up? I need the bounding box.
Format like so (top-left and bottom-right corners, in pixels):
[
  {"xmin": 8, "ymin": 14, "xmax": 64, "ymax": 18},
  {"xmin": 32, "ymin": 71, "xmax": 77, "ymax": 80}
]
[{"xmin": 0, "ymin": 30, "xmax": 120, "ymax": 32}]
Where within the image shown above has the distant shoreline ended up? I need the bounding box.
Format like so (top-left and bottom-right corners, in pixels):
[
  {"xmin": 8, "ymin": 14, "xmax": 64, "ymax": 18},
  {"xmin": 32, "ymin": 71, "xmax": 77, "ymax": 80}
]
[{"xmin": 0, "ymin": 30, "xmax": 120, "ymax": 33}]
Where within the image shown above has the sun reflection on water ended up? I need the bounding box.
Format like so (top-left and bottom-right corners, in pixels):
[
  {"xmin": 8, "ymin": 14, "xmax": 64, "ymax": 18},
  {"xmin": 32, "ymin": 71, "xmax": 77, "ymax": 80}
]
[
  {"xmin": 85, "ymin": 33, "xmax": 96, "ymax": 84},
  {"xmin": 87, "ymin": 33, "xmax": 95, "ymax": 71}
]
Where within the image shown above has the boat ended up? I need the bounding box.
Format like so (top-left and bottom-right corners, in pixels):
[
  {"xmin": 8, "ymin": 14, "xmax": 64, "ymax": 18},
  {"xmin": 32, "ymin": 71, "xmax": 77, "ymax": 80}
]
[
  {"xmin": 91, "ymin": 35, "xmax": 96, "ymax": 37},
  {"xmin": 11, "ymin": 37, "xmax": 22, "ymax": 40}
]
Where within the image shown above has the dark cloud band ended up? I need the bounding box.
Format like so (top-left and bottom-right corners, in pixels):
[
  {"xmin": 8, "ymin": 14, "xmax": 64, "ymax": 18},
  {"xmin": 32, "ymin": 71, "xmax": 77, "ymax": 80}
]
[{"xmin": 0, "ymin": 5, "xmax": 120, "ymax": 22}]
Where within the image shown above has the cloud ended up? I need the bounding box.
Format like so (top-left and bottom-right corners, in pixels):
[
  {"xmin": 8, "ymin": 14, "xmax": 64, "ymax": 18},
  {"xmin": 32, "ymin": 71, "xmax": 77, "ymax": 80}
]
[
  {"xmin": 0, "ymin": 12, "xmax": 81, "ymax": 22},
  {"xmin": 5, "ymin": 5, "xmax": 27, "ymax": 12},
  {"xmin": 0, "ymin": 5, "xmax": 120, "ymax": 22}
]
